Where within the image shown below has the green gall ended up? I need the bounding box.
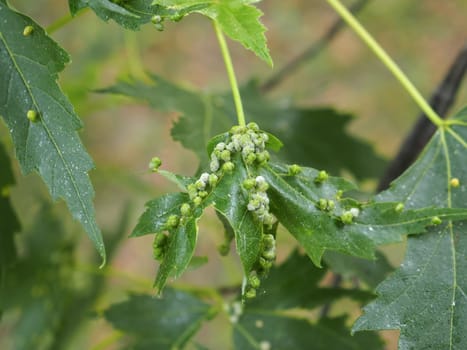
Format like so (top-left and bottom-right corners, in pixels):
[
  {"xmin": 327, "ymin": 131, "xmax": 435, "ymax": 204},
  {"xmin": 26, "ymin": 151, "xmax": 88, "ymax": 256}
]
[
  {"xmin": 327, "ymin": 200, "xmax": 335, "ymax": 211},
  {"xmin": 245, "ymin": 288, "xmax": 257, "ymax": 299},
  {"xmin": 230, "ymin": 125, "xmax": 245, "ymax": 134},
  {"xmin": 180, "ymin": 203, "xmax": 191, "ymax": 216},
  {"xmin": 336, "ymin": 190, "xmax": 343, "ymax": 199},
  {"xmin": 218, "ymin": 243, "xmax": 230, "ymax": 256},
  {"xmin": 149, "ymin": 157, "xmax": 162, "ymax": 172},
  {"xmin": 195, "ymin": 180, "xmax": 206, "ymax": 190},
  {"xmin": 166, "ymin": 215, "xmax": 179, "ymax": 228},
  {"xmin": 154, "ymin": 22, "xmax": 164, "ymax": 31},
  {"xmin": 247, "ymin": 122, "xmax": 259, "ymax": 131},
  {"xmin": 198, "ymin": 191, "xmax": 208, "ymax": 198},
  {"xmin": 27, "ymin": 110, "xmax": 39, "ymax": 123},
  {"xmin": 395, "ymin": 203, "xmax": 405, "ymax": 213},
  {"xmin": 315, "ymin": 170, "xmax": 329, "ymax": 184},
  {"xmin": 170, "ymin": 13, "xmax": 184, "ymax": 22},
  {"xmin": 23, "ymin": 25, "xmax": 34, "ymax": 36},
  {"xmin": 187, "ymin": 183, "xmax": 198, "ymax": 198},
  {"xmin": 248, "ymin": 274, "xmax": 261, "ymax": 289},
  {"xmin": 256, "ymin": 181, "xmax": 269, "ymax": 192},
  {"xmin": 263, "ymin": 213, "xmax": 276, "ymax": 227},
  {"xmin": 220, "ymin": 150, "xmax": 231, "ymax": 161},
  {"xmin": 1, "ymin": 186, "xmax": 10, "ymax": 197},
  {"xmin": 262, "ymin": 234, "xmax": 275, "ymax": 247},
  {"xmin": 151, "ymin": 15, "xmax": 162, "ymax": 24},
  {"xmin": 262, "ymin": 249, "xmax": 276, "ymax": 261},
  {"xmin": 153, "ymin": 247, "xmax": 164, "ymax": 260},
  {"xmin": 208, "ymin": 173, "xmax": 218, "ymax": 187},
  {"xmin": 222, "ymin": 161, "xmax": 235, "ymax": 173},
  {"xmin": 431, "ymin": 216, "xmax": 442, "ymax": 225},
  {"xmin": 288, "ymin": 164, "xmax": 302, "ymax": 176},
  {"xmin": 193, "ymin": 196, "xmax": 202, "ymax": 207},
  {"xmin": 259, "ymin": 257, "xmax": 273, "ymax": 270},
  {"xmin": 243, "ymin": 178, "xmax": 256, "ymax": 190},
  {"xmin": 245, "ymin": 152, "xmax": 256, "ymax": 164},
  {"xmin": 450, "ymin": 178, "xmax": 460, "ymax": 188},
  {"xmin": 154, "ymin": 233, "xmax": 167, "ymax": 246},
  {"xmin": 256, "ymin": 151, "xmax": 270, "ymax": 164},
  {"xmin": 340, "ymin": 211, "xmax": 354, "ymax": 225},
  {"xmin": 317, "ymin": 198, "xmax": 328, "ymax": 211}
]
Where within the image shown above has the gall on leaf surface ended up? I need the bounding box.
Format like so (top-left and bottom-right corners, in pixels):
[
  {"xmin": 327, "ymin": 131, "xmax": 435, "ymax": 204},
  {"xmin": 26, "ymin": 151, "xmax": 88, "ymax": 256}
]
[
  {"xmin": 353, "ymin": 107, "xmax": 467, "ymax": 349},
  {"xmin": 233, "ymin": 250, "xmax": 383, "ymax": 350},
  {"xmin": 102, "ymin": 75, "xmax": 386, "ymax": 181},
  {"xmin": 0, "ymin": 3, "xmax": 105, "ymax": 262},
  {"xmin": 104, "ymin": 289, "xmax": 214, "ymax": 350}
]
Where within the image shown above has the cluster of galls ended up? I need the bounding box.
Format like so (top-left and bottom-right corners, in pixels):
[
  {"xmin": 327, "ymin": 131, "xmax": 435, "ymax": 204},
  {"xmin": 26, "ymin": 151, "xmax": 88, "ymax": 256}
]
[
  {"xmin": 243, "ymin": 176, "xmax": 276, "ymax": 227},
  {"xmin": 210, "ymin": 122, "xmax": 270, "ymax": 173},
  {"xmin": 245, "ymin": 233, "xmax": 276, "ymax": 299}
]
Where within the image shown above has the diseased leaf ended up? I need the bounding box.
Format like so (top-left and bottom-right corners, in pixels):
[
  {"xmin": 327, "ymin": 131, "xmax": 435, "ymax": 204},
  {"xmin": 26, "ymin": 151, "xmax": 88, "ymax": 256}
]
[
  {"xmin": 69, "ymin": 0, "xmax": 166, "ymax": 30},
  {"xmin": 232, "ymin": 250, "xmax": 383, "ymax": 350},
  {"xmin": 261, "ymin": 163, "xmax": 467, "ymax": 265},
  {"xmin": 0, "ymin": 142, "xmax": 20, "ymax": 294},
  {"xmin": 353, "ymin": 107, "xmax": 467, "ymax": 349},
  {"xmin": 104, "ymin": 289, "xmax": 214, "ymax": 350},
  {"xmin": 0, "ymin": 4, "xmax": 105, "ymax": 261},
  {"xmin": 102, "ymin": 75, "xmax": 386, "ymax": 180}
]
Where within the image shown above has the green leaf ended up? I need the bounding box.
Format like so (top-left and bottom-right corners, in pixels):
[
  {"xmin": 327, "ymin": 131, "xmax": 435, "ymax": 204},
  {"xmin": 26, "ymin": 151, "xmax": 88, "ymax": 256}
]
[
  {"xmin": 104, "ymin": 289, "xmax": 214, "ymax": 350},
  {"xmin": 0, "ymin": 4, "xmax": 105, "ymax": 262},
  {"xmin": 0, "ymin": 142, "xmax": 20, "ymax": 295},
  {"xmin": 353, "ymin": 107, "xmax": 467, "ymax": 349},
  {"xmin": 324, "ymin": 250, "xmax": 394, "ymax": 289},
  {"xmin": 232, "ymin": 250, "xmax": 383, "ymax": 350},
  {"xmin": 260, "ymin": 163, "xmax": 467, "ymax": 265},
  {"xmin": 155, "ymin": 0, "xmax": 272, "ymax": 65},
  {"xmin": 69, "ymin": 0, "xmax": 166, "ymax": 30},
  {"xmin": 103, "ymin": 76, "xmax": 385, "ymax": 180}
]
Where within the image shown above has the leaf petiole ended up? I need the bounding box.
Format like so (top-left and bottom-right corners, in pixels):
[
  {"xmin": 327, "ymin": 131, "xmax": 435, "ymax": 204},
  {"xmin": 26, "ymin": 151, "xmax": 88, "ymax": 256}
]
[
  {"xmin": 213, "ymin": 20, "xmax": 246, "ymax": 127},
  {"xmin": 325, "ymin": 0, "xmax": 444, "ymax": 127}
]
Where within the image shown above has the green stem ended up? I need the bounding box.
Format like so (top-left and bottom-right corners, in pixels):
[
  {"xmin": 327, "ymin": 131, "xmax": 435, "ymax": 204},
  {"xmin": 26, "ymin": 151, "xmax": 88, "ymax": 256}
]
[
  {"xmin": 213, "ymin": 21, "xmax": 246, "ymax": 127},
  {"xmin": 326, "ymin": 0, "xmax": 444, "ymax": 127},
  {"xmin": 46, "ymin": 9, "xmax": 88, "ymax": 34}
]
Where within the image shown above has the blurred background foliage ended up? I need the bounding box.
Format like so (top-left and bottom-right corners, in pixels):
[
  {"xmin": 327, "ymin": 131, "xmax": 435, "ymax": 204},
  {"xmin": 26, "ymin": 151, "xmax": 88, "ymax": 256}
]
[{"xmin": 0, "ymin": 0, "xmax": 466, "ymax": 349}]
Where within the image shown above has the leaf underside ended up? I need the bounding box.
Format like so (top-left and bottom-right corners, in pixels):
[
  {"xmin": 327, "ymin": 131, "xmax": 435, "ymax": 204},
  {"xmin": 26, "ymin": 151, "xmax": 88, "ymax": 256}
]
[
  {"xmin": 0, "ymin": 4, "xmax": 105, "ymax": 261},
  {"xmin": 104, "ymin": 289, "xmax": 213, "ymax": 350},
  {"xmin": 353, "ymin": 107, "xmax": 467, "ymax": 349}
]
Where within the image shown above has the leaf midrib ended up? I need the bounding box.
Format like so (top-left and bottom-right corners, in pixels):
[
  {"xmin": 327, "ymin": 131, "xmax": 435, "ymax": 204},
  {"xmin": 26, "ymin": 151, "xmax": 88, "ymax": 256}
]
[{"xmin": 0, "ymin": 31, "xmax": 102, "ymax": 256}]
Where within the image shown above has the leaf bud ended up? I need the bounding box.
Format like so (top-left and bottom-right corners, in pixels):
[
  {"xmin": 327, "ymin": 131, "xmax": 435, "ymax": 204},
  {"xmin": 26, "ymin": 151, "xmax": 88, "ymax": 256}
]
[
  {"xmin": 23, "ymin": 25, "xmax": 34, "ymax": 36},
  {"xmin": 148, "ymin": 156, "xmax": 162, "ymax": 172},
  {"xmin": 288, "ymin": 164, "xmax": 302, "ymax": 176},
  {"xmin": 450, "ymin": 178, "xmax": 460, "ymax": 188},
  {"xmin": 431, "ymin": 216, "xmax": 442, "ymax": 225},
  {"xmin": 222, "ymin": 161, "xmax": 235, "ymax": 173},
  {"xmin": 314, "ymin": 170, "xmax": 329, "ymax": 183},
  {"xmin": 180, "ymin": 203, "xmax": 191, "ymax": 216},
  {"xmin": 26, "ymin": 109, "xmax": 39, "ymax": 123}
]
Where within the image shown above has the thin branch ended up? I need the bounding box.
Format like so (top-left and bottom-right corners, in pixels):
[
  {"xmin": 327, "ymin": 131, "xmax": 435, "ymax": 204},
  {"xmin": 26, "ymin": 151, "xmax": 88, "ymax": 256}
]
[
  {"xmin": 378, "ymin": 42, "xmax": 467, "ymax": 191},
  {"xmin": 321, "ymin": 41, "xmax": 467, "ymax": 320},
  {"xmin": 260, "ymin": 0, "xmax": 371, "ymax": 93}
]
